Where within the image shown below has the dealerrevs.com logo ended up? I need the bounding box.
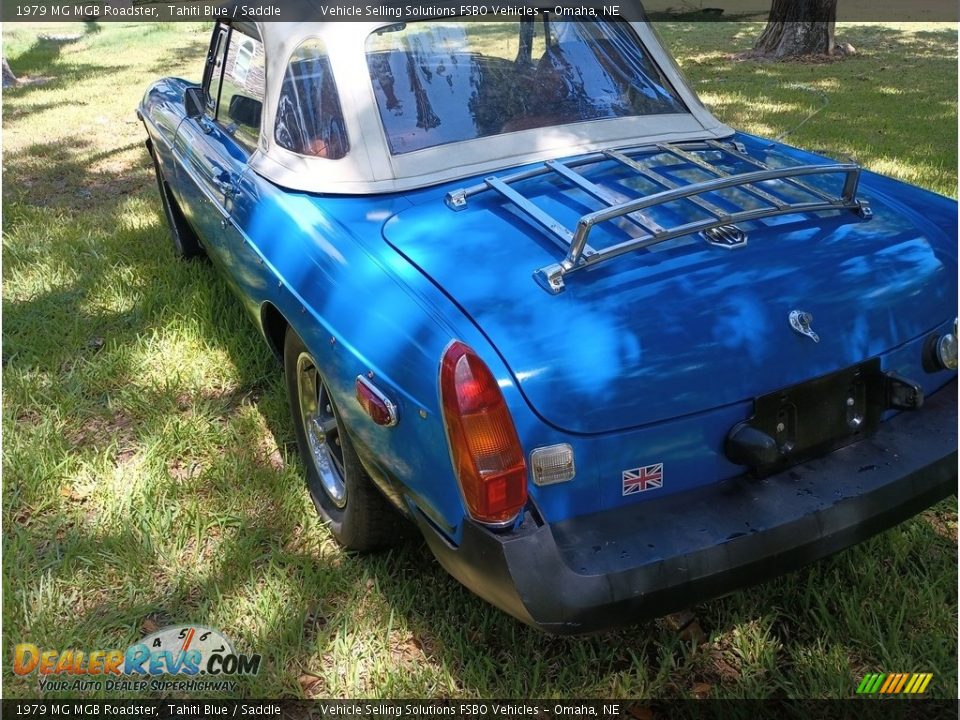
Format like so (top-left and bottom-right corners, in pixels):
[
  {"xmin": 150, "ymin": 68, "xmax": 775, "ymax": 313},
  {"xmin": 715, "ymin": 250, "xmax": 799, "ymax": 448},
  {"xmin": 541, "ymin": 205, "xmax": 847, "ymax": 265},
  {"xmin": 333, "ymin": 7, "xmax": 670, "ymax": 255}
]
[{"xmin": 13, "ymin": 625, "xmax": 261, "ymax": 693}]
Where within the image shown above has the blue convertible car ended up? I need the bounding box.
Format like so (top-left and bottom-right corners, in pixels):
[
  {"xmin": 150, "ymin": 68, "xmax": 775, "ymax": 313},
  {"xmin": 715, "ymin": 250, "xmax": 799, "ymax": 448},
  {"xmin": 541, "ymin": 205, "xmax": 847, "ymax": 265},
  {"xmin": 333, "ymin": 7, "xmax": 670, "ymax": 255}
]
[{"xmin": 139, "ymin": 8, "xmax": 958, "ymax": 633}]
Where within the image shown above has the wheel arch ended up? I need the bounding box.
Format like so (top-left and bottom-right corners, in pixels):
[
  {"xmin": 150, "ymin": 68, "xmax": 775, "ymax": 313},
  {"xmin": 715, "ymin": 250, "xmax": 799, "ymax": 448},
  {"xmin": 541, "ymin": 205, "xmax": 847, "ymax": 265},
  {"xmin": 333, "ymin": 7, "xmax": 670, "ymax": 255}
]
[
  {"xmin": 260, "ymin": 301, "xmax": 289, "ymax": 362},
  {"xmin": 275, "ymin": 311, "xmax": 414, "ymax": 522}
]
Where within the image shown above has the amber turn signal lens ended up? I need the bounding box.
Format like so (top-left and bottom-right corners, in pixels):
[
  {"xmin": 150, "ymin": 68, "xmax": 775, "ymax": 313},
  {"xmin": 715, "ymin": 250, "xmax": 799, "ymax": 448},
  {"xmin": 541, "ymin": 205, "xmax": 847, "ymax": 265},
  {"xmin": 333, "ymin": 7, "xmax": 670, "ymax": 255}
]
[{"xmin": 440, "ymin": 341, "xmax": 527, "ymax": 525}]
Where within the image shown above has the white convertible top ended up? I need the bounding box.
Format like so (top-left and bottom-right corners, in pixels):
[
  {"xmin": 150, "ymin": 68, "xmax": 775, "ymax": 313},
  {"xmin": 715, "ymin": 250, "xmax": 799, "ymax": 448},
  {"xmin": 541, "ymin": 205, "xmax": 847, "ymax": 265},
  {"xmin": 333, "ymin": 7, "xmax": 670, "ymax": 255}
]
[{"xmin": 234, "ymin": 7, "xmax": 733, "ymax": 194}]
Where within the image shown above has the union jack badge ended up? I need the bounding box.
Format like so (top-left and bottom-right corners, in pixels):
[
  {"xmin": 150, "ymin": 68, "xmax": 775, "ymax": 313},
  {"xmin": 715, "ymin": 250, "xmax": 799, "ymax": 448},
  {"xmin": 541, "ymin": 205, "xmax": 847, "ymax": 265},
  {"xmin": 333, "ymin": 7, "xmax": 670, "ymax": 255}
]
[{"xmin": 622, "ymin": 463, "xmax": 663, "ymax": 495}]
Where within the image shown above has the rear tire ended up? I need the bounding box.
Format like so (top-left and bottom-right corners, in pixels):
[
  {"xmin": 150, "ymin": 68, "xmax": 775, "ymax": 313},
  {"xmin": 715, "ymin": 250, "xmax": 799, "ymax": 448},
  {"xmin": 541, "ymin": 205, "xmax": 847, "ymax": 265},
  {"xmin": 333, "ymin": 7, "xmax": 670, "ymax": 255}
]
[
  {"xmin": 148, "ymin": 141, "xmax": 205, "ymax": 260},
  {"xmin": 284, "ymin": 327, "xmax": 401, "ymax": 551}
]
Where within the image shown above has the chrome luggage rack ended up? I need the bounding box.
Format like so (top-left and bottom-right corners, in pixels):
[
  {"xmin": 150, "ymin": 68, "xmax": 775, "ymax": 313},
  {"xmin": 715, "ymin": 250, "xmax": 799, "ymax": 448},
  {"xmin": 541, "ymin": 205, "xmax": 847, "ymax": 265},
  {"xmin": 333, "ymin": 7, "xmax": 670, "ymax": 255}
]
[{"xmin": 444, "ymin": 140, "xmax": 872, "ymax": 294}]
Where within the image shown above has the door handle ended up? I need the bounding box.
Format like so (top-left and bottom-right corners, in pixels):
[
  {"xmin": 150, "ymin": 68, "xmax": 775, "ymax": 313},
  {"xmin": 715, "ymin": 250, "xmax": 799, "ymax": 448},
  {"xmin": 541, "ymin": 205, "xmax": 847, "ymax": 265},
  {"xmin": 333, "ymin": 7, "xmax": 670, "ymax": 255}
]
[{"xmin": 214, "ymin": 170, "xmax": 236, "ymax": 198}]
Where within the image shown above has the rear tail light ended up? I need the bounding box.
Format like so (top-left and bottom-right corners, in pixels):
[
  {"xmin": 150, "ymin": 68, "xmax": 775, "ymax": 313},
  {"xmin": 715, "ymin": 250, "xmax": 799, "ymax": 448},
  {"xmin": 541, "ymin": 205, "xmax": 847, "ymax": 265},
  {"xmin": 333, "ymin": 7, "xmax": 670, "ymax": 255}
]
[{"xmin": 440, "ymin": 341, "xmax": 527, "ymax": 526}]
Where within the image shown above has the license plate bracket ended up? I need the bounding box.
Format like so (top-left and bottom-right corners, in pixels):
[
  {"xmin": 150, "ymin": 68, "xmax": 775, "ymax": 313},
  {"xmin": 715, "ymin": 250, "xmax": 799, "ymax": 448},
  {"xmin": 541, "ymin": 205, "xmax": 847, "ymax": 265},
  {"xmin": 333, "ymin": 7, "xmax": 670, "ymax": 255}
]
[{"xmin": 743, "ymin": 359, "xmax": 886, "ymax": 476}]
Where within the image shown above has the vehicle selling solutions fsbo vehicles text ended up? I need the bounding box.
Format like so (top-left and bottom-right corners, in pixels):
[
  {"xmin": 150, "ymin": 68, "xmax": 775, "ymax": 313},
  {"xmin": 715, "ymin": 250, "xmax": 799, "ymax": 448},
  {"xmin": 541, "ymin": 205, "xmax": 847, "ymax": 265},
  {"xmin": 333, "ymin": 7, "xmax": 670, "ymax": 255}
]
[{"xmin": 314, "ymin": 5, "xmax": 618, "ymax": 17}]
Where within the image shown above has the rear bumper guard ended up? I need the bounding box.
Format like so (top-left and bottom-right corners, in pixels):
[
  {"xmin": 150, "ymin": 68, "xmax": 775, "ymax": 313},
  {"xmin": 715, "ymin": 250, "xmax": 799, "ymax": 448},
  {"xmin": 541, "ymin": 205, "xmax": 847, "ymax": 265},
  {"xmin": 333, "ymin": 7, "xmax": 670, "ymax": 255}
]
[{"xmin": 417, "ymin": 380, "xmax": 957, "ymax": 634}]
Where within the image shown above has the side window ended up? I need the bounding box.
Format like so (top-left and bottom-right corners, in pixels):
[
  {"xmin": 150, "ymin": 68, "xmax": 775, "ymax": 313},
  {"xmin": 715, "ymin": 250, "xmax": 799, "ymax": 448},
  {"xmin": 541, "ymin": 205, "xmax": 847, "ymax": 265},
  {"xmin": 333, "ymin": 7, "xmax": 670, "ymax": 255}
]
[
  {"xmin": 274, "ymin": 39, "xmax": 349, "ymax": 160},
  {"xmin": 218, "ymin": 29, "xmax": 266, "ymax": 153},
  {"xmin": 204, "ymin": 25, "xmax": 228, "ymax": 115}
]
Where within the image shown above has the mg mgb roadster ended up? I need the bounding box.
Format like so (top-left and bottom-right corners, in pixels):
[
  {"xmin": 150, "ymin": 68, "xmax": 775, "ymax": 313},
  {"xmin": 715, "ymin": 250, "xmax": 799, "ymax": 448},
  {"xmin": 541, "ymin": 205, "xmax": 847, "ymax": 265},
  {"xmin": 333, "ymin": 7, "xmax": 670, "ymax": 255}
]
[{"xmin": 139, "ymin": 7, "xmax": 958, "ymax": 633}]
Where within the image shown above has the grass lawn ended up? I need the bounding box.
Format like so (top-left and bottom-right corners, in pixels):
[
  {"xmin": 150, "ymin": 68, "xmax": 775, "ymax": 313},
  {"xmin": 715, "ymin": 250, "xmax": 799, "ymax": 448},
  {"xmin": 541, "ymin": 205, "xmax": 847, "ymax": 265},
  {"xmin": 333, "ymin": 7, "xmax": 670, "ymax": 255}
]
[{"xmin": 2, "ymin": 20, "xmax": 957, "ymax": 699}]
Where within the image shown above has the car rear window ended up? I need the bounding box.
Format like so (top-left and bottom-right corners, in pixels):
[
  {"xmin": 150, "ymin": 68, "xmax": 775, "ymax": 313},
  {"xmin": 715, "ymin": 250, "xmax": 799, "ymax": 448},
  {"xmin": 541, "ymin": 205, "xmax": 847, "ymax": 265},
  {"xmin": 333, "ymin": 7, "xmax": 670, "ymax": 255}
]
[
  {"xmin": 275, "ymin": 39, "xmax": 349, "ymax": 160},
  {"xmin": 366, "ymin": 19, "xmax": 687, "ymax": 155}
]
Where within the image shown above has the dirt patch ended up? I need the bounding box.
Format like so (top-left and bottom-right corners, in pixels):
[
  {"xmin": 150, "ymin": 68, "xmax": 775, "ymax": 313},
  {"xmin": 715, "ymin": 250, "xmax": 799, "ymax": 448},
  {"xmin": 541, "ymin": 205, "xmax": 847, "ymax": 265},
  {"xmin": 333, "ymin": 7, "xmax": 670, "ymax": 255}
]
[
  {"xmin": 389, "ymin": 630, "xmax": 430, "ymax": 668},
  {"xmin": 15, "ymin": 408, "xmax": 42, "ymax": 426},
  {"xmin": 298, "ymin": 671, "xmax": 325, "ymax": 698},
  {"xmin": 733, "ymin": 49, "xmax": 852, "ymax": 64},
  {"xmin": 664, "ymin": 609, "xmax": 707, "ymax": 647},
  {"xmin": 255, "ymin": 429, "xmax": 285, "ymax": 471},
  {"xmin": 167, "ymin": 457, "xmax": 203, "ymax": 483},
  {"xmin": 68, "ymin": 409, "xmax": 138, "ymax": 465},
  {"xmin": 201, "ymin": 383, "xmax": 267, "ymax": 411},
  {"xmin": 923, "ymin": 508, "xmax": 958, "ymax": 543},
  {"xmin": 301, "ymin": 606, "xmax": 329, "ymax": 644},
  {"xmin": 140, "ymin": 611, "xmax": 175, "ymax": 637}
]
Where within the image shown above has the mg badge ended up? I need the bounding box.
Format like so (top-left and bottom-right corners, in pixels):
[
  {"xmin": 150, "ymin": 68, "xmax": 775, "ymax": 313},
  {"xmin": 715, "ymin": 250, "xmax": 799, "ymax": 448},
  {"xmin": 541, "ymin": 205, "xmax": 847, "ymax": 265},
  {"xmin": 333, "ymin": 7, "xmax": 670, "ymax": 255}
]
[
  {"xmin": 701, "ymin": 224, "xmax": 747, "ymax": 249},
  {"xmin": 789, "ymin": 310, "xmax": 820, "ymax": 343}
]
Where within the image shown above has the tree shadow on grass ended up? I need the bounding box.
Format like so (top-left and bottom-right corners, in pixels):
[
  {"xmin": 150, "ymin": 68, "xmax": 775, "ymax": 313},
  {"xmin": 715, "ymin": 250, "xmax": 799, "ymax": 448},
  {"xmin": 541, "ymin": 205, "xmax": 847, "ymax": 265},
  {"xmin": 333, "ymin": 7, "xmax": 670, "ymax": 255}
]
[
  {"xmin": 2, "ymin": 138, "xmax": 152, "ymax": 212},
  {"xmin": 662, "ymin": 22, "xmax": 957, "ymax": 193},
  {"xmin": 146, "ymin": 37, "xmax": 209, "ymax": 77},
  {"xmin": 4, "ymin": 34, "xmax": 114, "ymax": 100}
]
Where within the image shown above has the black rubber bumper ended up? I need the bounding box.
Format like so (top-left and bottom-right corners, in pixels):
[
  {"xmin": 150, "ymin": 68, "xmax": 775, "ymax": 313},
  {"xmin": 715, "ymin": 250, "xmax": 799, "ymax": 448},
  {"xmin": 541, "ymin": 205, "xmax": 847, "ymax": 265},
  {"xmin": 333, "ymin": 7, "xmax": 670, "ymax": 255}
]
[{"xmin": 416, "ymin": 380, "xmax": 957, "ymax": 635}]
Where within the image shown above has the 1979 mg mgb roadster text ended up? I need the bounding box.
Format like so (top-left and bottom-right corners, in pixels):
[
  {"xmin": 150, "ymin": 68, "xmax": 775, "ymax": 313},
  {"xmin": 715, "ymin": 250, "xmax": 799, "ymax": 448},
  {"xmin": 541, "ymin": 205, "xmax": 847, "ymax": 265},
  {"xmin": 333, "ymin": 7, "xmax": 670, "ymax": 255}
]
[{"xmin": 139, "ymin": 3, "xmax": 958, "ymax": 633}]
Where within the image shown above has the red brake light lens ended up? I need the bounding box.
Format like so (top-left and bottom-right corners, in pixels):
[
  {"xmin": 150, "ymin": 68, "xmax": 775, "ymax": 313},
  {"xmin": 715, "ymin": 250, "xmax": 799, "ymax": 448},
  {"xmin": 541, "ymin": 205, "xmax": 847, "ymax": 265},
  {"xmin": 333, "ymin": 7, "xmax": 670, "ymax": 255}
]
[
  {"xmin": 440, "ymin": 342, "xmax": 527, "ymax": 525},
  {"xmin": 355, "ymin": 376, "xmax": 397, "ymax": 427}
]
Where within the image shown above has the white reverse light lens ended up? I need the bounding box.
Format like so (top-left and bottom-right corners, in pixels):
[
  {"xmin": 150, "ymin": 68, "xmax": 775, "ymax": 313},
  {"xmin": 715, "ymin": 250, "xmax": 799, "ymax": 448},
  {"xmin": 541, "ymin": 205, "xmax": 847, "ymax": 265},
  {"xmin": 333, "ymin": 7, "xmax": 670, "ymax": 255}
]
[
  {"xmin": 530, "ymin": 444, "xmax": 576, "ymax": 486},
  {"xmin": 937, "ymin": 326, "xmax": 958, "ymax": 370}
]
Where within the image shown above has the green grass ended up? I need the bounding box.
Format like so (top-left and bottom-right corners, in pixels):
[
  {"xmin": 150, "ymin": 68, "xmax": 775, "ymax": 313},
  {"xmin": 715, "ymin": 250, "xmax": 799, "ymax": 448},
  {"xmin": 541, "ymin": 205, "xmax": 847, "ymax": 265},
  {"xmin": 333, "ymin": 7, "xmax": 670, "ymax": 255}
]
[{"xmin": 2, "ymin": 20, "xmax": 957, "ymax": 700}]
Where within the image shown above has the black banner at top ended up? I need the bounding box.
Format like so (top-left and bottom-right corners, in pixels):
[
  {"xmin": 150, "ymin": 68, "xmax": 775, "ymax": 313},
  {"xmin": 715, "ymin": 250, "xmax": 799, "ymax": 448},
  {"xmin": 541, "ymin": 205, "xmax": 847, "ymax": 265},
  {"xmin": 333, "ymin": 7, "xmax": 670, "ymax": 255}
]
[{"xmin": 1, "ymin": 0, "xmax": 958, "ymax": 23}]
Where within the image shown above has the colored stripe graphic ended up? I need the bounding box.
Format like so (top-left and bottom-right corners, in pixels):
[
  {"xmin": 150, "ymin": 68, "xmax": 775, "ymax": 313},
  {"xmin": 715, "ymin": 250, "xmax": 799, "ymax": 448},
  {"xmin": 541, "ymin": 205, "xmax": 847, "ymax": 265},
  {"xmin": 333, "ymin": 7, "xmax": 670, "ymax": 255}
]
[
  {"xmin": 869, "ymin": 673, "xmax": 886, "ymax": 693},
  {"xmin": 857, "ymin": 673, "xmax": 933, "ymax": 695},
  {"xmin": 890, "ymin": 673, "xmax": 907, "ymax": 693},
  {"xmin": 893, "ymin": 674, "xmax": 909, "ymax": 694}
]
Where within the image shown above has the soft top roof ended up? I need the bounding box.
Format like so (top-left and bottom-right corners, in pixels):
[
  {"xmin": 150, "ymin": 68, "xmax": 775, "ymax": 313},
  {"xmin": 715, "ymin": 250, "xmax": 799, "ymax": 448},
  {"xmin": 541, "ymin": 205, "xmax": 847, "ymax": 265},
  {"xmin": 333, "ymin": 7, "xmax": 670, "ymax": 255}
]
[{"xmin": 223, "ymin": 8, "xmax": 732, "ymax": 194}]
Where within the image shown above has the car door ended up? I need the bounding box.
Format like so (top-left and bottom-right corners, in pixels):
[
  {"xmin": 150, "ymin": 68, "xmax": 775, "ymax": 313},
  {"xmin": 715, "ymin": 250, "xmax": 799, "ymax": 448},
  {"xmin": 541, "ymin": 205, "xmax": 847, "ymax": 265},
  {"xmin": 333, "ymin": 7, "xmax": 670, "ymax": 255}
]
[
  {"xmin": 213, "ymin": 26, "xmax": 273, "ymax": 320},
  {"xmin": 172, "ymin": 23, "xmax": 230, "ymax": 251},
  {"xmin": 174, "ymin": 23, "xmax": 264, "ymax": 276}
]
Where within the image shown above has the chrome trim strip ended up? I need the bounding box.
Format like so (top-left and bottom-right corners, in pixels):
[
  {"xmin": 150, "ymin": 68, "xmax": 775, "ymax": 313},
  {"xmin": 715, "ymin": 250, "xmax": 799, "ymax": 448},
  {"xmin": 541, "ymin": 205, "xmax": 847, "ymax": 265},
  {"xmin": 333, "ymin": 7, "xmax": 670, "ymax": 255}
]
[{"xmin": 355, "ymin": 375, "xmax": 399, "ymax": 428}]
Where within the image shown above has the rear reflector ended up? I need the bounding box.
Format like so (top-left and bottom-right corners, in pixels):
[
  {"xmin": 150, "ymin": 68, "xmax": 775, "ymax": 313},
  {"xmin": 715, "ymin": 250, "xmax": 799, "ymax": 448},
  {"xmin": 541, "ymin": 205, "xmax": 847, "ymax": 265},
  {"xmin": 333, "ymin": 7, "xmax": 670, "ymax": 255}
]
[
  {"xmin": 530, "ymin": 444, "xmax": 576, "ymax": 485},
  {"xmin": 355, "ymin": 376, "xmax": 398, "ymax": 427},
  {"xmin": 440, "ymin": 341, "xmax": 527, "ymax": 525}
]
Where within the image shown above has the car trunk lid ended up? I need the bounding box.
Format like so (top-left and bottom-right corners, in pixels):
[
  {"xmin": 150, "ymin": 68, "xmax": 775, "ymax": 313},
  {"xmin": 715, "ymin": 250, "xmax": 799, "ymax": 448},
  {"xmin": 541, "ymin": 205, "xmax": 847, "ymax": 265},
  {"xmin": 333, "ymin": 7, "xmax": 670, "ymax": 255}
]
[{"xmin": 383, "ymin": 143, "xmax": 953, "ymax": 434}]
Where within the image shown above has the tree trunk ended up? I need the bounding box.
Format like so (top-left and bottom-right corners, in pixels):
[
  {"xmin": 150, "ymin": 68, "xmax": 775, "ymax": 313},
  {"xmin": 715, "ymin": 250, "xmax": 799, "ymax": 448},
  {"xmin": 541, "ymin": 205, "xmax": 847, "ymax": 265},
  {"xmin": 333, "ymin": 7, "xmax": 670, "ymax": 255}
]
[
  {"xmin": 2, "ymin": 57, "xmax": 17, "ymax": 88},
  {"xmin": 749, "ymin": 0, "xmax": 837, "ymax": 59}
]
